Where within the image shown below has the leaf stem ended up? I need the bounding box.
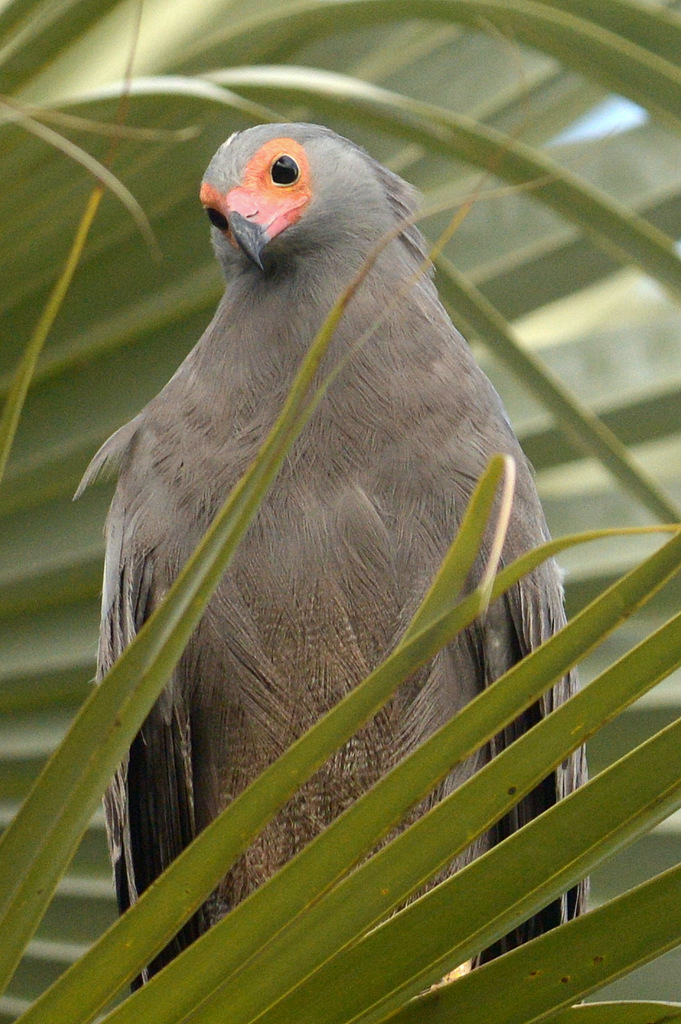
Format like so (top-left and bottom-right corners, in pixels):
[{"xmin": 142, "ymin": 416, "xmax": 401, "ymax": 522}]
[{"xmin": 0, "ymin": 187, "xmax": 103, "ymax": 489}]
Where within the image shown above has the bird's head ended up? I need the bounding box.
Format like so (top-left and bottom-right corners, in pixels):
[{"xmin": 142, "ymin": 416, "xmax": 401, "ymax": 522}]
[{"xmin": 200, "ymin": 123, "xmax": 422, "ymax": 279}]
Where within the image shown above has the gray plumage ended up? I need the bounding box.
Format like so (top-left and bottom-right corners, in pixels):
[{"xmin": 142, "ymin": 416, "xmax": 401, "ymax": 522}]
[{"xmin": 80, "ymin": 123, "xmax": 586, "ymax": 982}]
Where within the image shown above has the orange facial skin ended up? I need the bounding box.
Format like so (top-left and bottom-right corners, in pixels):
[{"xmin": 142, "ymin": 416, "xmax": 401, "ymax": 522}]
[{"xmin": 199, "ymin": 137, "xmax": 312, "ymax": 253}]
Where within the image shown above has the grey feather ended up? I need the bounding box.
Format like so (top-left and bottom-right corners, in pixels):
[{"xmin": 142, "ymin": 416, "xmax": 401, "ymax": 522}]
[
  {"xmin": 73, "ymin": 416, "xmax": 141, "ymax": 499},
  {"xmin": 80, "ymin": 123, "xmax": 587, "ymax": 980}
]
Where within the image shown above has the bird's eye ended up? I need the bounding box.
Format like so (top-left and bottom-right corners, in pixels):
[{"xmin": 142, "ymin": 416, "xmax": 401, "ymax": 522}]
[
  {"xmin": 206, "ymin": 207, "xmax": 229, "ymax": 230},
  {"xmin": 270, "ymin": 155, "xmax": 300, "ymax": 186}
]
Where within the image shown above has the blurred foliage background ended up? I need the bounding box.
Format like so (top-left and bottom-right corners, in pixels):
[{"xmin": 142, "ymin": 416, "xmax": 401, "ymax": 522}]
[{"xmin": 2, "ymin": 0, "xmax": 681, "ymax": 1017}]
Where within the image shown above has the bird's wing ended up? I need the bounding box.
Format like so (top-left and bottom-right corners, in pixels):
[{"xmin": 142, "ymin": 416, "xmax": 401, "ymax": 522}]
[
  {"xmin": 73, "ymin": 417, "xmax": 142, "ymax": 499},
  {"xmin": 424, "ymin": 355, "xmax": 589, "ymax": 949},
  {"xmin": 86, "ymin": 431, "xmax": 209, "ymax": 985},
  {"xmin": 477, "ymin": 565, "xmax": 588, "ymax": 960}
]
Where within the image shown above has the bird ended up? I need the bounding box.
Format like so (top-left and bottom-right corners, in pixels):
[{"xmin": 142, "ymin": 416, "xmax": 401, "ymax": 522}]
[{"xmin": 79, "ymin": 122, "xmax": 586, "ymax": 983}]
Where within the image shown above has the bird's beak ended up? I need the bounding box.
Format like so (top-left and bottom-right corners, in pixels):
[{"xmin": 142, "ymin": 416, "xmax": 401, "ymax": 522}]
[
  {"xmin": 200, "ymin": 181, "xmax": 270, "ymax": 269},
  {"xmin": 225, "ymin": 211, "xmax": 268, "ymax": 270},
  {"xmin": 200, "ymin": 180, "xmax": 307, "ymax": 270}
]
